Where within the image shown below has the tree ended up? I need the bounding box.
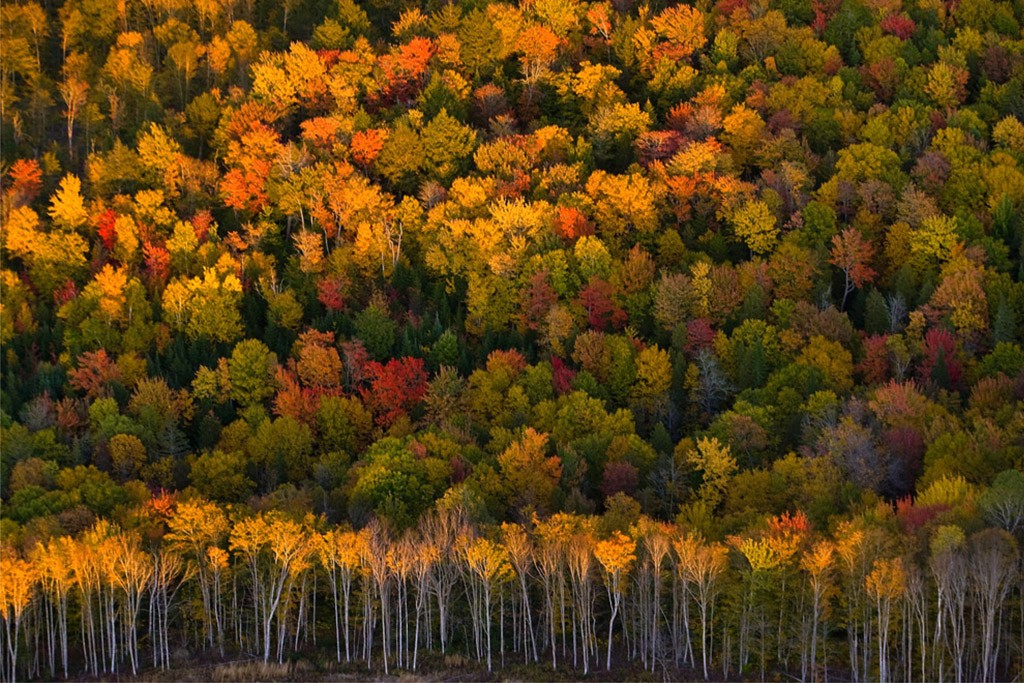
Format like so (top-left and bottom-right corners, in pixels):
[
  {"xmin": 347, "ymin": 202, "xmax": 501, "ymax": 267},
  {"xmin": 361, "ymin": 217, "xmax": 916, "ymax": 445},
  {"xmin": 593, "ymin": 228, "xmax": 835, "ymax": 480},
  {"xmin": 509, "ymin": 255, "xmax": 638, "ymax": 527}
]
[
  {"xmin": 247, "ymin": 416, "xmax": 314, "ymax": 489},
  {"xmin": 354, "ymin": 296, "xmax": 397, "ymax": 361},
  {"xmin": 800, "ymin": 541, "xmax": 834, "ymax": 682},
  {"xmin": 162, "ymin": 267, "xmax": 244, "ymax": 343},
  {"xmin": 349, "ymin": 438, "xmax": 446, "ymax": 529},
  {"xmin": 226, "ymin": 339, "xmax": 277, "ymax": 407},
  {"xmin": 969, "ymin": 529, "xmax": 1018, "ymax": 682},
  {"xmin": 359, "ymin": 357, "xmax": 429, "ymax": 428},
  {"xmin": 865, "ymin": 557, "xmax": 904, "ymax": 683},
  {"xmin": 577, "ymin": 276, "xmax": 626, "ymax": 331},
  {"xmin": 830, "ymin": 227, "xmax": 876, "ymax": 310},
  {"xmin": 685, "ymin": 437, "xmax": 737, "ymax": 510},
  {"xmin": 166, "ymin": 499, "xmax": 230, "ymax": 651},
  {"xmin": 674, "ymin": 533, "xmax": 728, "ymax": 680},
  {"xmin": 48, "ymin": 175, "xmax": 89, "ymax": 230},
  {"xmin": 630, "ymin": 344, "xmax": 672, "ymax": 425},
  {"xmin": 0, "ymin": 550, "xmax": 36, "ymax": 682},
  {"xmin": 229, "ymin": 513, "xmax": 310, "ymax": 662},
  {"xmin": 980, "ymin": 470, "xmax": 1024, "ymax": 535},
  {"xmin": 189, "ymin": 450, "xmax": 254, "ymax": 502},
  {"xmin": 594, "ymin": 531, "xmax": 635, "ymax": 670},
  {"xmin": 108, "ymin": 433, "xmax": 146, "ymax": 481},
  {"xmin": 463, "ymin": 536, "xmax": 511, "ymax": 672},
  {"xmin": 731, "ymin": 200, "xmax": 779, "ymax": 256},
  {"xmin": 420, "ymin": 109, "xmax": 478, "ymax": 183},
  {"xmin": 497, "ymin": 428, "xmax": 562, "ymax": 518}
]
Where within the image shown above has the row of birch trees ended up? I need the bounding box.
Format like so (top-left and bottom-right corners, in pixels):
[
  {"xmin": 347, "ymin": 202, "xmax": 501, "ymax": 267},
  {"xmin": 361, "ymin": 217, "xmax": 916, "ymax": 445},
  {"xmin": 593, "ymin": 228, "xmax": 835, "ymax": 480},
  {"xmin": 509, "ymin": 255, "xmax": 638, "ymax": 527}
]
[{"xmin": 1, "ymin": 499, "xmax": 1021, "ymax": 682}]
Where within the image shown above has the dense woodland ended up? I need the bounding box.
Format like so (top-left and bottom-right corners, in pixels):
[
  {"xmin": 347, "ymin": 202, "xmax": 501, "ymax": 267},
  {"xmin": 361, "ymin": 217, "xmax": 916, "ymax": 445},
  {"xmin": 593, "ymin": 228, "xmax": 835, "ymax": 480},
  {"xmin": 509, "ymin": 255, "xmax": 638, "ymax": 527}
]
[{"xmin": 1, "ymin": 0, "xmax": 1024, "ymax": 678}]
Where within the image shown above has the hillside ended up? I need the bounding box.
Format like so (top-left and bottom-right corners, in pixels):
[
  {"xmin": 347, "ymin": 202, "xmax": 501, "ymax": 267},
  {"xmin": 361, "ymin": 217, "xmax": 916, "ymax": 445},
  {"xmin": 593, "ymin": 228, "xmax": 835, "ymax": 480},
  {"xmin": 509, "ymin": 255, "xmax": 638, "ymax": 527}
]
[{"xmin": 1, "ymin": 0, "xmax": 1023, "ymax": 679}]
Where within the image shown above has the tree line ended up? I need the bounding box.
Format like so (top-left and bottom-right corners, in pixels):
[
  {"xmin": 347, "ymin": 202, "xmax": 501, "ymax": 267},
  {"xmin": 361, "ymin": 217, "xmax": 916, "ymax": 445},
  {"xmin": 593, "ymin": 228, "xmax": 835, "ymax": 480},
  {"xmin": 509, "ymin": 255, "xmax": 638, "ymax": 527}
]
[{"xmin": 1, "ymin": 496, "xmax": 1021, "ymax": 682}]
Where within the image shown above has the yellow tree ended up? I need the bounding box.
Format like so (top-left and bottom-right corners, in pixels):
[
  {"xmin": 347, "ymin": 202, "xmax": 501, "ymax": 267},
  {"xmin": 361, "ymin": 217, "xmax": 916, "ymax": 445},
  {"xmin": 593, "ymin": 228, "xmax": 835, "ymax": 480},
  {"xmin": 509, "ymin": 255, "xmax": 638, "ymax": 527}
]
[
  {"xmin": 165, "ymin": 499, "xmax": 230, "ymax": 650},
  {"xmin": 674, "ymin": 533, "xmax": 728, "ymax": 680},
  {"xmin": 317, "ymin": 529, "xmax": 365, "ymax": 663},
  {"xmin": 566, "ymin": 527, "xmax": 598, "ymax": 674},
  {"xmin": 229, "ymin": 513, "xmax": 309, "ymax": 662},
  {"xmin": 635, "ymin": 519, "xmax": 672, "ymax": 672},
  {"xmin": 66, "ymin": 530, "xmax": 104, "ymax": 675},
  {"xmin": 148, "ymin": 548, "xmax": 190, "ymax": 671},
  {"xmin": 594, "ymin": 531, "xmax": 636, "ymax": 670},
  {"xmin": 688, "ymin": 437, "xmax": 738, "ymax": 510},
  {"xmin": 30, "ymin": 539, "xmax": 73, "ymax": 678},
  {"xmin": 48, "ymin": 174, "xmax": 89, "ymax": 230},
  {"xmin": 731, "ymin": 199, "xmax": 778, "ymax": 256},
  {"xmin": 409, "ymin": 533, "xmax": 438, "ymax": 670},
  {"xmin": 0, "ymin": 550, "xmax": 36, "ymax": 683},
  {"xmin": 865, "ymin": 557, "xmax": 905, "ymax": 683},
  {"xmin": 534, "ymin": 512, "xmax": 580, "ymax": 670},
  {"xmin": 497, "ymin": 428, "xmax": 562, "ymax": 517},
  {"xmin": 360, "ymin": 521, "xmax": 391, "ymax": 673},
  {"xmin": 419, "ymin": 504, "xmax": 468, "ymax": 657},
  {"xmin": 834, "ymin": 523, "xmax": 870, "ymax": 682},
  {"xmin": 463, "ymin": 536, "xmax": 512, "ymax": 672},
  {"xmin": 800, "ymin": 541, "xmax": 834, "ymax": 682},
  {"xmin": 109, "ymin": 531, "xmax": 153, "ymax": 675},
  {"xmin": 733, "ymin": 536, "xmax": 782, "ymax": 678},
  {"xmin": 501, "ymin": 522, "xmax": 538, "ymax": 664}
]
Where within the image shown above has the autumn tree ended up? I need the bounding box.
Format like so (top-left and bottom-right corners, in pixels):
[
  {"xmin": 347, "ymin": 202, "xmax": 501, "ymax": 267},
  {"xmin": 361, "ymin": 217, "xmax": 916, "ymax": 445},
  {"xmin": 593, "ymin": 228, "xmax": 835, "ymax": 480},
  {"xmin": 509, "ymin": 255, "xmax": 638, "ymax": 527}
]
[{"xmin": 594, "ymin": 531, "xmax": 635, "ymax": 669}]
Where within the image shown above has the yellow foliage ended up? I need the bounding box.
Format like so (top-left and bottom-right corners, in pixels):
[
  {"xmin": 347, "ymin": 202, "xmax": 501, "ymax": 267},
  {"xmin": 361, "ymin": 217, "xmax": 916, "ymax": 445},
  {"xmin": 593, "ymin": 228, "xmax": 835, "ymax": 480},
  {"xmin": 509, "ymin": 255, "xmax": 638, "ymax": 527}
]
[
  {"xmin": 731, "ymin": 199, "xmax": 778, "ymax": 255},
  {"xmin": 48, "ymin": 174, "xmax": 89, "ymax": 229}
]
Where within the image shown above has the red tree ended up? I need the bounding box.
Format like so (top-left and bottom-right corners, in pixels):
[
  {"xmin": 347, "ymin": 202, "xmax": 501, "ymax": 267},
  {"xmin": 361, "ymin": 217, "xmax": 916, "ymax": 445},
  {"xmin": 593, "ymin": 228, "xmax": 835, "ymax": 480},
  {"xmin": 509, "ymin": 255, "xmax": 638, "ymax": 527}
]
[
  {"xmin": 360, "ymin": 356, "xmax": 429, "ymax": 427},
  {"xmin": 578, "ymin": 276, "xmax": 627, "ymax": 331}
]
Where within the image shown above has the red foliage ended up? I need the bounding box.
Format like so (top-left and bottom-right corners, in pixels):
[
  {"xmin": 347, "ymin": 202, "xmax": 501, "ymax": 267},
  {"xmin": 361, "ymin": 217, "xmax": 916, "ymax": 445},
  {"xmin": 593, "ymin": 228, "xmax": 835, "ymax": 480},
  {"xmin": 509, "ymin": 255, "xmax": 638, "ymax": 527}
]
[
  {"xmin": 861, "ymin": 58, "xmax": 901, "ymax": 103},
  {"xmin": 360, "ymin": 356, "xmax": 429, "ymax": 427},
  {"xmin": 880, "ymin": 13, "xmax": 916, "ymax": 39},
  {"xmin": 883, "ymin": 426, "xmax": 924, "ymax": 491},
  {"xmin": 554, "ymin": 206, "xmax": 593, "ymax": 242},
  {"xmin": 811, "ymin": 0, "xmax": 842, "ymax": 33},
  {"xmin": 191, "ymin": 211, "xmax": 214, "ymax": 243},
  {"xmin": 143, "ymin": 241, "xmax": 171, "ymax": 286},
  {"xmin": 409, "ymin": 440, "xmax": 429, "ymax": 459},
  {"xmin": 486, "ymin": 349, "xmax": 527, "ymax": 376},
  {"xmin": 685, "ymin": 318, "xmax": 716, "ymax": 355},
  {"xmin": 341, "ymin": 340, "xmax": 371, "ymax": 389},
  {"xmin": 830, "ymin": 227, "xmax": 877, "ymax": 288},
  {"xmin": 552, "ymin": 356, "xmax": 576, "ymax": 395},
  {"xmin": 714, "ymin": 0, "xmax": 748, "ymax": 18},
  {"xmin": 317, "ymin": 277, "xmax": 347, "ymax": 312},
  {"xmin": 68, "ymin": 350, "xmax": 121, "ymax": 399},
  {"xmin": 273, "ymin": 366, "xmax": 321, "ymax": 424},
  {"xmin": 578, "ymin": 276, "xmax": 627, "ymax": 331},
  {"xmin": 520, "ymin": 270, "xmax": 557, "ymax": 331},
  {"xmin": 350, "ymin": 128, "xmax": 388, "ymax": 168},
  {"xmin": 148, "ymin": 490, "xmax": 178, "ymax": 518},
  {"xmin": 857, "ymin": 334, "xmax": 890, "ymax": 385},
  {"xmin": 766, "ymin": 510, "xmax": 811, "ymax": 538},
  {"xmin": 221, "ymin": 159, "xmax": 272, "ymax": 214},
  {"xmin": 600, "ymin": 460, "xmax": 639, "ymax": 497},
  {"xmin": 378, "ymin": 38, "xmax": 435, "ymax": 105},
  {"xmin": 450, "ymin": 455, "xmax": 471, "ymax": 484},
  {"xmin": 918, "ymin": 327, "xmax": 962, "ymax": 391},
  {"xmin": 636, "ymin": 131, "xmax": 685, "ymax": 165},
  {"xmin": 895, "ymin": 496, "xmax": 948, "ymax": 534},
  {"xmin": 223, "ymin": 102, "xmax": 280, "ymax": 141},
  {"xmin": 6, "ymin": 158, "xmax": 43, "ymax": 206},
  {"xmin": 97, "ymin": 209, "xmax": 118, "ymax": 251},
  {"xmin": 54, "ymin": 280, "xmax": 78, "ymax": 306}
]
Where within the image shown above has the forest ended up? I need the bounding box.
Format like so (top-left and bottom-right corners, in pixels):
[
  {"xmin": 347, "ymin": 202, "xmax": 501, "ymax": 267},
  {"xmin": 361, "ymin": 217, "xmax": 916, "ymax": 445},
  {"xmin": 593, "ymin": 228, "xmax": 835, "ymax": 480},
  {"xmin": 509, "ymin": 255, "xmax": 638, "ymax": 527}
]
[{"xmin": 1, "ymin": 0, "xmax": 1023, "ymax": 677}]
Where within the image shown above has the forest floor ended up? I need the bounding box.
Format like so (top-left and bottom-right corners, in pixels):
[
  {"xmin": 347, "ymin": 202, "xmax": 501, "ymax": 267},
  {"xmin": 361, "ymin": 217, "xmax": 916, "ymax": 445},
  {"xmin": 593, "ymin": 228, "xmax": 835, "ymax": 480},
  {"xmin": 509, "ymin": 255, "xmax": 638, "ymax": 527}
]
[{"xmin": 76, "ymin": 651, "xmax": 722, "ymax": 682}]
